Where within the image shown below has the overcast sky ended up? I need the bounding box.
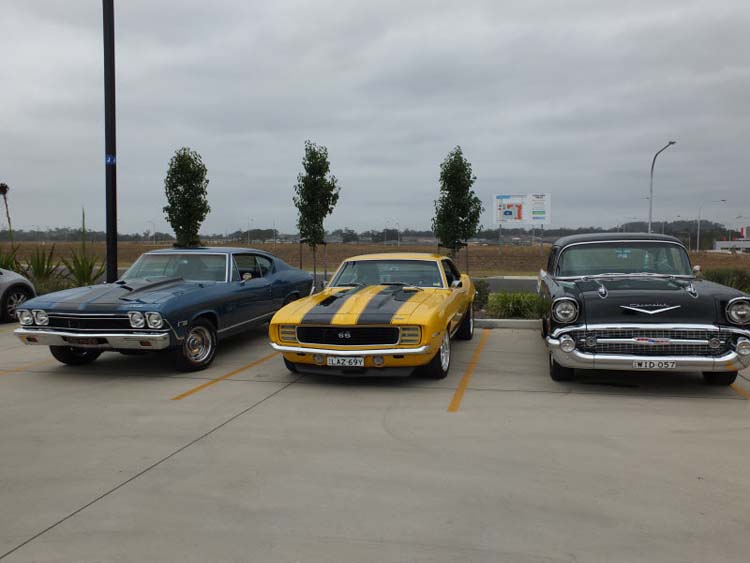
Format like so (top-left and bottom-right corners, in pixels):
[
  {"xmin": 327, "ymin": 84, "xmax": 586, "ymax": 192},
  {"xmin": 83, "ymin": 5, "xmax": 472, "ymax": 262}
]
[{"xmin": 2, "ymin": 0, "xmax": 749, "ymax": 234}]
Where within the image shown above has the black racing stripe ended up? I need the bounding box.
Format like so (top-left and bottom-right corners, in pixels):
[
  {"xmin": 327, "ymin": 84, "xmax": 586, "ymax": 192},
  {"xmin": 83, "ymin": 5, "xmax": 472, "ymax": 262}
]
[
  {"xmin": 356, "ymin": 286, "xmax": 420, "ymax": 325},
  {"xmin": 300, "ymin": 286, "xmax": 367, "ymax": 325}
]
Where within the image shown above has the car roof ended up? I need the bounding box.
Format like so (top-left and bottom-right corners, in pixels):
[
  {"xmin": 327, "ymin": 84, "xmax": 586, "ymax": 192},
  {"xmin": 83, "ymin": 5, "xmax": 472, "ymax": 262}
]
[
  {"xmin": 343, "ymin": 252, "xmax": 447, "ymax": 261},
  {"xmin": 144, "ymin": 247, "xmax": 273, "ymax": 257},
  {"xmin": 553, "ymin": 232, "xmax": 685, "ymax": 248}
]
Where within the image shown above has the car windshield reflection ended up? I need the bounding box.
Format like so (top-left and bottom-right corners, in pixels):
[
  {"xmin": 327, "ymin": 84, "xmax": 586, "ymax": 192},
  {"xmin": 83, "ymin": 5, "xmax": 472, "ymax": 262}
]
[
  {"xmin": 122, "ymin": 253, "xmax": 227, "ymax": 283},
  {"xmin": 557, "ymin": 242, "xmax": 693, "ymax": 278},
  {"xmin": 331, "ymin": 260, "xmax": 444, "ymax": 288}
]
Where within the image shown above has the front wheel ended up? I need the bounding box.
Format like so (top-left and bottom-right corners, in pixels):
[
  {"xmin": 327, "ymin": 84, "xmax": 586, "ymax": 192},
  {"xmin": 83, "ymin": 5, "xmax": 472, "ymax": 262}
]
[
  {"xmin": 2, "ymin": 286, "xmax": 33, "ymax": 322},
  {"xmin": 174, "ymin": 318, "xmax": 217, "ymax": 372},
  {"xmin": 283, "ymin": 357, "xmax": 298, "ymax": 373},
  {"xmin": 50, "ymin": 346, "xmax": 102, "ymax": 366},
  {"xmin": 549, "ymin": 353, "xmax": 575, "ymax": 382},
  {"xmin": 702, "ymin": 371, "xmax": 737, "ymax": 386},
  {"xmin": 455, "ymin": 305, "xmax": 474, "ymax": 340},
  {"xmin": 421, "ymin": 331, "xmax": 451, "ymax": 379}
]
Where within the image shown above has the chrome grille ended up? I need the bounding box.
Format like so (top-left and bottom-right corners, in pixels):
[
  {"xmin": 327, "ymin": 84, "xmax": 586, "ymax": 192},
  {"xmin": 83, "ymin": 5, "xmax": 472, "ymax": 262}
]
[
  {"xmin": 48, "ymin": 313, "xmax": 133, "ymax": 332},
  {"xmin": 573, "ymin": 328, "xmax": 733, "ymax": 357}
]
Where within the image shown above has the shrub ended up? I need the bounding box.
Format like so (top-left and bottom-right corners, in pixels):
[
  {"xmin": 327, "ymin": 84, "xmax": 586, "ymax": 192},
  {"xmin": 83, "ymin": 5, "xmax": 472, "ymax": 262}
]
[
  {"xmin": 703, "ymin": 268, "xmax": 750, "ymax": 293},
  {"xmin": 24, "ymin": 244, "xmax": 61, "ymax": 285},
  {"xmin": 61, "ymin": 210, "xmax": 105, "ymax": 287},
  {"xmin": 486, "ymin": 292, "xmax": 547, "ymax": 319},
  {"xmin": 0, "ymin": 244, "xmax": 20, "ymax": 271},
  {"xmin": 473, "ymin": 278, "xmax": 489, "ymax": 309}
]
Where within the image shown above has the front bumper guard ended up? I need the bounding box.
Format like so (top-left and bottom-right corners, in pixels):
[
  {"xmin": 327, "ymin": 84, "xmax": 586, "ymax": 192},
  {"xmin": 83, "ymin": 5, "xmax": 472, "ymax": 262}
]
[
  {"xmin": 270, "ymin": 343, "xmax": 431, "ymax": 356},
  {"xmin": 546, "ymin": 336, "xmax": 750, "ymax": 372},
  {"xmin": 15, "ymin": 328, "xmax": 172, "ymax": 351}
]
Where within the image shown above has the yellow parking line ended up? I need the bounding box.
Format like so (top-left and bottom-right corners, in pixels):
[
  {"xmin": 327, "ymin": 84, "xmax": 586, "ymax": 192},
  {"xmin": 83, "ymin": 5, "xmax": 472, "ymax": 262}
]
[
  {"xmin": 730, "ymin": 384, "xmax": 750, "ymax": 400},
  {"xmin": 171, "ymin": 352, "xmax": 280, "ymax": 401},
  {"xmin": 0, "ymin": 359, "xmax": 57, "ymax": 376},
  {"xmin": 448, "ymin": 328, "xmax": 490, "ymax": 412}
]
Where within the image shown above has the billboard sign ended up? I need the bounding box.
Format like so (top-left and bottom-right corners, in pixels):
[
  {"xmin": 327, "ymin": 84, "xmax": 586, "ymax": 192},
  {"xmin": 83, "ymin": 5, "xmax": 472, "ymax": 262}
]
[{"xmin": 495, "ymin": 193, "xmax": 551, "ymax": 225}]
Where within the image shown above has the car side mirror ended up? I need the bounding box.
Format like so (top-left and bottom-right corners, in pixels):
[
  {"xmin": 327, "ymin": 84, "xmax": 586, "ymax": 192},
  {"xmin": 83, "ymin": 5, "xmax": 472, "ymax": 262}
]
[
  {"xmin": 242, "ymin": 272, "xmax": 253, "ymax": 281},
  {"xmin": 451, "ymin": 280, "xmax": 463, "ymax": 289},
  {"xmin": 692, "ymin": 265, "xmax": 702, "ymax": 276},
  {"xmin": 322, "ymin": 280, "xmax": 329, "ymax": 288}
]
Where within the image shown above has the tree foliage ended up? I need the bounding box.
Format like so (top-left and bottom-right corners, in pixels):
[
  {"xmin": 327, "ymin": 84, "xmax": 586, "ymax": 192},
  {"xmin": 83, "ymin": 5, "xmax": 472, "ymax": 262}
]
[
  {"xmin": 293, "ymin": 141, "xmax": 340, "ymax": 280},
  {"xmin": 432, "ymin": 146, "xmax": 484, "ymax": 253},
  {"xmin": 163, "ymin": 147, "xmax": 210, "ymax": 247}
]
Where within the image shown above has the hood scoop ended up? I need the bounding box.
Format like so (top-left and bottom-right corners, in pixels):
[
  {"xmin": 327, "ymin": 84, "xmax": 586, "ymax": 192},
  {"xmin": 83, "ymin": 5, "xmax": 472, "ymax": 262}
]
[{"xmin": 119, "ymin": 277, "xmax": 184, "ymax": 301}]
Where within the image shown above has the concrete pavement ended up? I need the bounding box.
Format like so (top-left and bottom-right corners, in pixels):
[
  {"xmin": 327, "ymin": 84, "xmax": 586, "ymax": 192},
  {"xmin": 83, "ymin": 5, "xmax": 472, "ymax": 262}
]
[{"xmin": 0, "ymin": 323, "xmax": 749, "ymax": 562}]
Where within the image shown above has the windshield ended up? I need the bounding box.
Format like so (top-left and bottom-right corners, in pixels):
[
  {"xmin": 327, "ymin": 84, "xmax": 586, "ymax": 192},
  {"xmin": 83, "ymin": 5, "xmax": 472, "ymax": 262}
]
[
  {"xmin": 122, "ymin": 253, "xmax": 227, "ymax": 282},
  {"xmin": 557, "ymin": 242, "xmax": 692, "ymax": 278},
  {"xmin": 331, "ymin": 259, "xmax": 444, "ymax": 288}
]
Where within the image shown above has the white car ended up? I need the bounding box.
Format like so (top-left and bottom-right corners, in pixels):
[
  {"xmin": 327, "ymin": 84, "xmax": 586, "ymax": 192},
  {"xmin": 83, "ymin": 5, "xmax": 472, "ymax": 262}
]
[{"xmin": 0, "ymin": 268, "xmax": 36, "ymax": 322}]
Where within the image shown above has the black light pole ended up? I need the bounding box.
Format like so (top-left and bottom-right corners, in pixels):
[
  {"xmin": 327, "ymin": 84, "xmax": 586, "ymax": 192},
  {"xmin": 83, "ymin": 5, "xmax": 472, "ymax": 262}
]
[
  {"xmin": 647, "ymin": 140, "xmax": 676, "ymax": 233},
  {"xmin": 103, "ymin": 0, "xmax": 118, "ymax": 282}
]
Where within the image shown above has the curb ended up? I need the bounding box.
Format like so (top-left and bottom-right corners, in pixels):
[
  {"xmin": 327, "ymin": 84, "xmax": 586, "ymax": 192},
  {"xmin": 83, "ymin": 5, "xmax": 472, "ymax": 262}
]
[{"xmin": 475, "ymin": 319, "xmax": 541, "ymax": 330}]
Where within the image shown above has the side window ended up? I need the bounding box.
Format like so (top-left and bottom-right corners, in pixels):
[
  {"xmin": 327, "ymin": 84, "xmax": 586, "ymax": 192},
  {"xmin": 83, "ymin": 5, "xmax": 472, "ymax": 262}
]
[
  {"xmin": 234, "ymin": 254, "xmax": 261, "ymax": 280},
  {"xmin": 256, "ymin": 256, "xmax": 273, "ymax": 277},
  {"xmin": 442, "ymin": 259, "xmax": 458, "ymax": 286}
]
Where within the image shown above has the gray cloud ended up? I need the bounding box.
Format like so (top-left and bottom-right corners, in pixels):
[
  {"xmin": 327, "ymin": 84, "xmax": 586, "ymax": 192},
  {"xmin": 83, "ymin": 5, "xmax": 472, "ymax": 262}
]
[{"xmin": 1, "ymin": 0, "xmax": 749, "ymax": 235}]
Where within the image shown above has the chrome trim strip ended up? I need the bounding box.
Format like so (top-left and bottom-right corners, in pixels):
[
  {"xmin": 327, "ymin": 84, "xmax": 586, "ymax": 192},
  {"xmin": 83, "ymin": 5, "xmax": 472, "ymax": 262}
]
[
  {"xmin": 595, "ymin": 338, "xmax": 713, "ymax": 346},
  {"xmin": 14, "ymin": 328, "xmax": 171, "ymax": 350},
  {"xmin": 550, "ymin": 323, "xmax": 750, "ymax": 339},
  {"xmin": 270, "ymin": 343, "xmax": 431, "ymax": 356},
  {"xmin": 217, "ymin": 312, "xmax": 276, "ymax": 334},
  {"xmin": 619, "ymin": 305, "xmax": 681, "ymax": 315}
]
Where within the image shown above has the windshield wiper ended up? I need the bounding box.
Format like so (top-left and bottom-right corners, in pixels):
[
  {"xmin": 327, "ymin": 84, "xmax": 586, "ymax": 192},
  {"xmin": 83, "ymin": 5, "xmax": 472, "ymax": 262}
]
[{"xmin": 336, "ymin": 282, "xmax": 363, "ymax": 287}]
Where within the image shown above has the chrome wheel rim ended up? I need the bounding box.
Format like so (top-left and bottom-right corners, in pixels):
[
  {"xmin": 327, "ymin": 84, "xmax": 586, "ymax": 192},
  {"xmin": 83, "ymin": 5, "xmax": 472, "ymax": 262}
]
[
  {"xmin": 185, "ymin": 326, "xmax": 214, "ymax": 363},
  {"xmin": 440, "ymin": 332, "xmax": 450, "ymax": 372},
  {"xmin": 6, "ymin": 291, "xmax": 28, "ymax": 319}
]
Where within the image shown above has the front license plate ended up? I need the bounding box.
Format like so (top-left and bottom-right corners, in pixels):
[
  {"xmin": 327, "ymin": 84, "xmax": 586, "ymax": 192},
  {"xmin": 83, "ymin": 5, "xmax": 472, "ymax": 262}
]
[
  {"xmin": 327, "ymin": 356, "xmax": 365, "ymax": 367},
  {"xmin": 632, "ymin": 360, "xmax": 677, "ymax": 370},
  {"xmin": 63, "ymin": 337, "xmax": 103, "ymax": 346}
]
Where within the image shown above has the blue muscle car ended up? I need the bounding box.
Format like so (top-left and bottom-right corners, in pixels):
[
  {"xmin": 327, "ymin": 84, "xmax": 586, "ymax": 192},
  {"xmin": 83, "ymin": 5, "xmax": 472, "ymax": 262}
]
[{"xmin": 14, "ymin": 247, "xmax": 313, "ymax": 371}]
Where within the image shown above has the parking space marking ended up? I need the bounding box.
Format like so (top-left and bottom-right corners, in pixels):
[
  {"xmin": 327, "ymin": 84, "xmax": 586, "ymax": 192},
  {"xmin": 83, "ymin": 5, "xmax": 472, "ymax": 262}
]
[
  {"xmin": 448, "ymin": 328, "xmax": 490, "ymax": 412},
  {"xmin": 0, "ymin": 359, "xmax": 56, "ymax": 376},
  {"xmin": 729, "ymin": 384, "xmax": 750, "ymax": 400},
  {"xmin": 170, "ymin": 352, "xmax": 280, "ymax": 400}
]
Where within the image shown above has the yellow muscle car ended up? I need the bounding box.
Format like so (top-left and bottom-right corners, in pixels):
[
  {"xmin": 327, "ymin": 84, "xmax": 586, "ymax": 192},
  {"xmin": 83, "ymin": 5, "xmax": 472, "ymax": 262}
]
[{"xmin": 268, "ymin": 253, "xmax": 475, "ymax": 378}]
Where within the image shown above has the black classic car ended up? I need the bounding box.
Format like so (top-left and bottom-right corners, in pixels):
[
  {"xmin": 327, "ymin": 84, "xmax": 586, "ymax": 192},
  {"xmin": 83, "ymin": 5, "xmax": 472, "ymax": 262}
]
[
  {"xmin": 15, "ymin": 247, "xmax": 313, "ymax": 371},
  {"xmin": 539, "ymin": 233, "xmax": 750, "ymax": 385}
]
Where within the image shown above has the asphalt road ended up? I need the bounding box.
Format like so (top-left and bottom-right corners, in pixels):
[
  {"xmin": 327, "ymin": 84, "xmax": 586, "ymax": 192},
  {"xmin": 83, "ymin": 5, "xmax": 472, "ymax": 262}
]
[{"xmin": 0, "ymin": 323, "xmax": 749, "ymax": 562}]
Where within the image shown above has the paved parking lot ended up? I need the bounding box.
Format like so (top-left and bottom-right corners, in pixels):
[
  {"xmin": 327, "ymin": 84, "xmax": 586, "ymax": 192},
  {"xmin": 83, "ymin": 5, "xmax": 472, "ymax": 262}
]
[{"xmin": 1, "ymin": 322, "xmax": 749, "ymax": 562}]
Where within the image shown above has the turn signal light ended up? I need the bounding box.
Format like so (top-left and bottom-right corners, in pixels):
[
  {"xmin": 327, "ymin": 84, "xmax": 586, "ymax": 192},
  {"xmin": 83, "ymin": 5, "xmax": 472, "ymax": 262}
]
[
  {"xmin": 279, "ymin": 325, "xmax": 298, "ymax": 343},
  {"xmin": 399, "ymin": 326, "xmax": 421, "ymax": 345}
]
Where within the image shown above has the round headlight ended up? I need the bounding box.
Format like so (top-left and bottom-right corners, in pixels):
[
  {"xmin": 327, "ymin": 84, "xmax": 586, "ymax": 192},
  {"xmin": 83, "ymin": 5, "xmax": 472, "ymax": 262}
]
[
  {"xmin": 145, "ymin": 312, "xmax": 163, "ymax": 329},
  {"xmin": 552, "ymin": 299, "xmax": 579, "ymax": 323},
  {"xmin": 18, "ymin": 310, "xmax": 34, "ymax": 326},
  {"xmin": 32, "ymin": 310, "xmax": 49, "ymax": 326},
  {"xmin": 559, "ymin": 335, "xmax": 576, "ymax": 353},
  {"xmin": 128, "ymin": 311, "xmax": 145, "ymax": 328},
  {"xmin": 726, "ymin": 299, "xmax": 750, "ymax": 325}
]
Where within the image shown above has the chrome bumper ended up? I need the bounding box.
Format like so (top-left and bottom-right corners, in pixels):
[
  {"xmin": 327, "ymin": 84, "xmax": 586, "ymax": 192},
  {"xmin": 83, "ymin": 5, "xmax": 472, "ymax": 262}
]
[
  {"xmin": 15, "ymin": 328, "xmax": 172, "ymax": 351},
  {"xmin": 546, "ymin": 336, "xmax": 750, "ymax": 372},
  {"xmin": 270, "ymin": 343, "xmax": 431, "ymax": 356}
]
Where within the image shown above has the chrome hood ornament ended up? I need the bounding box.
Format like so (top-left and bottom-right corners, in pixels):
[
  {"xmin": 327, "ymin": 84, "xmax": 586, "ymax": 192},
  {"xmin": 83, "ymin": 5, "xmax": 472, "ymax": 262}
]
[{"xmin": 620, "ymin": 304, "xmax": 682, "ymax": 315}]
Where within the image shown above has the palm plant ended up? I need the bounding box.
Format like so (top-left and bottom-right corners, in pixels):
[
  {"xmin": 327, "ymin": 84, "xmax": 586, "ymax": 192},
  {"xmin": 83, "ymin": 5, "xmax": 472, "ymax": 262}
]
[
  {"xmin": 24, "ymin": 244, "xmax": 61, "ymax": 285},
  {"xmin": 61, "ymin": 210, "xmax": 105, "ymax": 286},
  {"xmin": 0, "ymin": 244, "xmax": 20, "ymax": 271}
]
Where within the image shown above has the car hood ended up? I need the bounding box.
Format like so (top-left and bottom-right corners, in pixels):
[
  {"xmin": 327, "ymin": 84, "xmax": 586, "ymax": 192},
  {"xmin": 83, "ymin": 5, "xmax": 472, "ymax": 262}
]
[
  {"xmin": 28, "ymin": 278, "xmax": 208, "ymax": 310},
  {"xmin": 569, "ymin": 277, "xmax": 739, "ymax": 325},
  {"xmin": 285, "ymin": 285, "xmax": 447, "ymax": 325}
]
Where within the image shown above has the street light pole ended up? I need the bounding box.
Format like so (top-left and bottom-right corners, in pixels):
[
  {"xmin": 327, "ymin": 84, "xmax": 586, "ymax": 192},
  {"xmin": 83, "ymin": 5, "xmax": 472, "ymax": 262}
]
[
  {"xmin": 696, "ymin": 199, "xmax": 727, "ymax": 252},
  {"xmin": 102, "ymin": 0, "xmax": 118, "ymax": 282},
  {"xmin": 648, "ymin": 141, "xmax": 676, "ymax": 233}
]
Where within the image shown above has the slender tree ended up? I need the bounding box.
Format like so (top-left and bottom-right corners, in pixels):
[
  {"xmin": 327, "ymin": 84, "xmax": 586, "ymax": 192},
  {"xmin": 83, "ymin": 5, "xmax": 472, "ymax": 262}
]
[
  {"xmin": 293, "ymin": 140, "xmax": 340, "ymax": 284},
  {"xmin": 432, "ymin": 146, "xmax": 484, "ymax": 257},
  {"xmin": 163, "ymin": 148, "xmax": 210, "ymax": 247},
  {"xmin": 0, "ymin": 183, "xmax": 13, "ymax": 244}
]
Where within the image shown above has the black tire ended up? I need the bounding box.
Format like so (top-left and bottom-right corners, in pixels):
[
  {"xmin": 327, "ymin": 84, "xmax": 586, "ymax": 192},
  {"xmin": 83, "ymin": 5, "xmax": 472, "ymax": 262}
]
[
  {"xmin": 455, "ymin": 305, "xmax": 474, "ymax": 340},
  {"xmin": 702, "ymin": 371, "xmax": 737, "ymax": 386},
  {"xmin": 50, "ymin": 346, "xmax": 102, "ymax": 366},
  {"xmin": 283, "ymin": 357, "xmax": 298, "ymax": 373},
  {"xmin": 174, "ymin": 318, "xmax": 218, "ymax": 372},
  {"xmin": 420, "ymin": 331, "xmax": 451, "ymax": 379},
  {"xmin": 118, "ymin": 350, "xmax": 149, "ymax": 356},
  {"xmin": 2, "ymin": 285, "xmax": 33, "ymax": 322},
  {"xmin": 549, "ymin": 353, "xmax": 575, "ymax": 382}
]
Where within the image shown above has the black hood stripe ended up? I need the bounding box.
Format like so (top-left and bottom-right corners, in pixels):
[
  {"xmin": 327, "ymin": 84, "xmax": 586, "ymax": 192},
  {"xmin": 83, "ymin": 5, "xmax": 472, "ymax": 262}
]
[
  {"xmin": 300, "ymin": 286, "xmax": 367, "ymax": 325},
  {"xmin": 356, "ymin": 286, "xmax": 420, "ymax": 325}
]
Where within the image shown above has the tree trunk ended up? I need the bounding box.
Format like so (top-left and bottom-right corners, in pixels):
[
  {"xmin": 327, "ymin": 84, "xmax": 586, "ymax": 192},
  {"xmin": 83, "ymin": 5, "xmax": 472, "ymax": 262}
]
[{"xmin": 312, "ymin": 246, "xmax": 317, "ymax": 292}]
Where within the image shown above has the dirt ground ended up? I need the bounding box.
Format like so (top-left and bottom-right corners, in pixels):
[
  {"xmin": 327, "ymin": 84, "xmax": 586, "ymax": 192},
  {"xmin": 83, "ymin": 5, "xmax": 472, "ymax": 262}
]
[{"xmin": 5, "ymin": 241, "xmax": 750, "ymax": 276}]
